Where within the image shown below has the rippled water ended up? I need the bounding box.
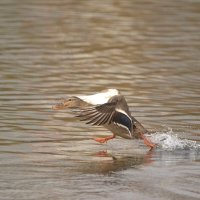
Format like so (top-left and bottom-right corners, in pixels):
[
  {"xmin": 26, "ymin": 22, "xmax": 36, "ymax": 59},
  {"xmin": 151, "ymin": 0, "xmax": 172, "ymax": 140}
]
[{"xmin": 0, "ymin": 0, "xmax": 200, "ymax": 199}]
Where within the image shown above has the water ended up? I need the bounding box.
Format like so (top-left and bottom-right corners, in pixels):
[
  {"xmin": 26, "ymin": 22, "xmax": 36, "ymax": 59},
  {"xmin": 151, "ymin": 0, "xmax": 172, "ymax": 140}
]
[{"xmin": 0, "ymin": 0, "xmax": 200, "ymax": 199}]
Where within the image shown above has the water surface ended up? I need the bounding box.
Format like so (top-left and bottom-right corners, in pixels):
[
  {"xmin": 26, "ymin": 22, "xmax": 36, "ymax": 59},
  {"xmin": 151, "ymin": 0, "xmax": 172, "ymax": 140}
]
[{"xmin": 0, "ymin": 0, "xmax": 200, "ymax": 200}]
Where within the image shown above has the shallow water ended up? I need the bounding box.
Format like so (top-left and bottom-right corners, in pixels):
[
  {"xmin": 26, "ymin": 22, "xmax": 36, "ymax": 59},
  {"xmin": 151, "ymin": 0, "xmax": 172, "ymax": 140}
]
[{"xmin": 0, "ymin": 0, "xmax": 200, "ymax": 199}]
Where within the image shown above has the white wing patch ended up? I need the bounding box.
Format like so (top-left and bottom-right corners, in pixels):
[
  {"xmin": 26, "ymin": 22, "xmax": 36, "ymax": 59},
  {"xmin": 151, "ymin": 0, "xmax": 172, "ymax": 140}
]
[{"xmin": 78, "ymin": 89, "xmax": 119, "ymax": 105}]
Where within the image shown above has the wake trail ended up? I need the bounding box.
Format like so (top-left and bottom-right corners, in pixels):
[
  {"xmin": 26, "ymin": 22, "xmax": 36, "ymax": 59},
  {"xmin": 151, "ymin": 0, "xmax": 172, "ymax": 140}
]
[{"xmin": 149, "ymin": 128, "xmax": 200, "ymax": 151}]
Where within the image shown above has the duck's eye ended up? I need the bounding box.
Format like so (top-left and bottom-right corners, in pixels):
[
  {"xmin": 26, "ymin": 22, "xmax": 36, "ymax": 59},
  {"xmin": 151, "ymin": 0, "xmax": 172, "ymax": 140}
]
[{"xmin": 68, "ymin": 99, "xmax": 72, "ymax": 101}]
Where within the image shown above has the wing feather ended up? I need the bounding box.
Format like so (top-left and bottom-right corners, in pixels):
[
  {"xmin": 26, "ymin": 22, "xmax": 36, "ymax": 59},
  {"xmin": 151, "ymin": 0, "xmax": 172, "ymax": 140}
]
[{"xmin": 76, "ymin": 102, "xmax": 117, "ymax": 126}]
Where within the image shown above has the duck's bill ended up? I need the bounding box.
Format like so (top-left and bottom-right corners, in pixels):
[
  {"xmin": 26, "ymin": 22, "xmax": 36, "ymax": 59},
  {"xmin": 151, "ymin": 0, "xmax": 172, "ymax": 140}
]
[
  {"xmin": 52, "ymin": 102, "xmax": 66, "ymax": 110},
  {"xmin": 52, "ymin": 98, "xmax": 70, "ymax": 110}
]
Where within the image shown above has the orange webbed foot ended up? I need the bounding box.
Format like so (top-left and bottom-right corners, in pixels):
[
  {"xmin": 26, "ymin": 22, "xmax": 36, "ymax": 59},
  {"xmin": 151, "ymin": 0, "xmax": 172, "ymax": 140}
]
[
  {"xmin": 140, "ymin": 133, "xmax": 157, "ymax": 150},
  {"xmin": 143, "ymin": 138, "xmax": 157, "ymax": 150},
  {"xmin": 93, "ymin": 134, "xmax": 115, "ymax": 144}
]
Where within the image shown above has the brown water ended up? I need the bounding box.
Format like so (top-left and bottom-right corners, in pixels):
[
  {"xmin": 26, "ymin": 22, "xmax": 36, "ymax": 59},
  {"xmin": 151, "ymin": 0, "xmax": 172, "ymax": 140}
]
[{"xmin": 0, "ymin": 0, "xmax": 200, "ymax": 199}]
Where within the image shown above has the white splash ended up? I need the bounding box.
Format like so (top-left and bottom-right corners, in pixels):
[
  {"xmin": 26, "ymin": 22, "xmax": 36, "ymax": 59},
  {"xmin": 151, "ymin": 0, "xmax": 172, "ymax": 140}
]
[
  {"xmin": 149, "ymin": 128, "xmax": 200, "ymax": 151},
  {"xmin": 78, "ymin": 89, "xmax": 119, "ymax": 105}
]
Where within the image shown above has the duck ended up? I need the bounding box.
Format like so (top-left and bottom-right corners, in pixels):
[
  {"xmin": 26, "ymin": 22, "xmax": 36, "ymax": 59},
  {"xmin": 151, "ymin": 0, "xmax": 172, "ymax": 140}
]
[{"xmin": 52, "ymin": 89, "xmax": 156, "ymax": 150}]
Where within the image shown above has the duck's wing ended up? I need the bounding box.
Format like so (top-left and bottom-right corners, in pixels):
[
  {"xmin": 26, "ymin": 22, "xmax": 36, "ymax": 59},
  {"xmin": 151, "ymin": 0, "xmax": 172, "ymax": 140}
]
[
  {"xmin": 76, "ymin": 95, "xmax": 134, "ymax": 133},
  {"xmin": 76, "ymin": 102, "xmax": 116, "ymax": 126}
]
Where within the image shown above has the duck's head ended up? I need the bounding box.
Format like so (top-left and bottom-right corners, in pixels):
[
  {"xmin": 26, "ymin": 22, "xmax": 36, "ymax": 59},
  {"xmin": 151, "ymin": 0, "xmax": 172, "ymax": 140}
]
[{"xmin": 52, "ymin": 96, "xmax": 89, "ymax": 110}]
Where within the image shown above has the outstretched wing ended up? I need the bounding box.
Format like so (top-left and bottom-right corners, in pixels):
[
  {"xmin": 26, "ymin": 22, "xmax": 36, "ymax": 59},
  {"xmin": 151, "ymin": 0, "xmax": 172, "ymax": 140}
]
[{"xmin": 76, "ymin": 102, "xmax": 117, "ymax": 126}]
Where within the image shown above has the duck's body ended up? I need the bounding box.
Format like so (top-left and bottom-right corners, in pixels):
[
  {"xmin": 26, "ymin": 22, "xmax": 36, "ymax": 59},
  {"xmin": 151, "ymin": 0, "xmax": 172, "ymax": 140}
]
[{"xmin": 53, "ymin": 89, "xmax": 156, "ymax": 149}]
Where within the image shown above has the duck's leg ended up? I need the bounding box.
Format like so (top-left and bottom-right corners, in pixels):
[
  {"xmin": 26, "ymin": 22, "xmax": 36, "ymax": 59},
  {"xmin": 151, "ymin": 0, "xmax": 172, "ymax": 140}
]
[
  {"xmin": 140, "ymin": 133, "xmax": 156, "ymax": 150},
  {"xmin": 94, "ymin": 134, "xmax": 115, "ymax": 143}
]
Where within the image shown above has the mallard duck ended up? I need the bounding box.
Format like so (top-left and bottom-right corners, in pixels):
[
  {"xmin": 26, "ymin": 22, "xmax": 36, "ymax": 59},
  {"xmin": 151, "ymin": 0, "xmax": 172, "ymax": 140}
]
[{"xmin": 53, "ymin": 89, "xmax": 156, "ymax": 150}]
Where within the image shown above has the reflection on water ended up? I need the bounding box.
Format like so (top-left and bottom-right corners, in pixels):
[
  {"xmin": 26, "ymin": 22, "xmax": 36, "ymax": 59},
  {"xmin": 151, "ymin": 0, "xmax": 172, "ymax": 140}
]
[
  {"xmin": 0, "ymin": 0, "xmax": 200, "ymax": 200},
  {"xmin": 70, "ymin": 152, "xmax": 146, "ymax": 175}
]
